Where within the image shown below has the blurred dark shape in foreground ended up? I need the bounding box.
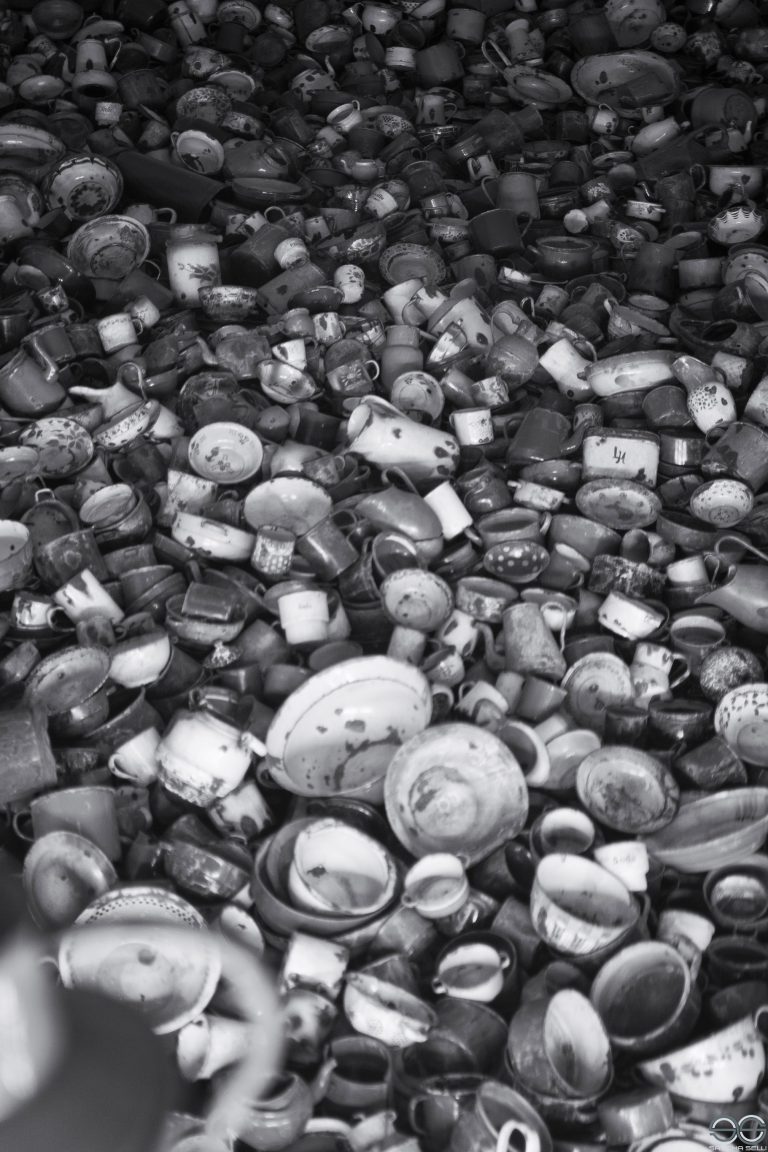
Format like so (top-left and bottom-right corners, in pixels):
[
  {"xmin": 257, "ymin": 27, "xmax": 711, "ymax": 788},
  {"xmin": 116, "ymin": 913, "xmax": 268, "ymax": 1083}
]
[{"xmin": 0, "ymin": 847, "xmax": 172, "ymax": 1152}]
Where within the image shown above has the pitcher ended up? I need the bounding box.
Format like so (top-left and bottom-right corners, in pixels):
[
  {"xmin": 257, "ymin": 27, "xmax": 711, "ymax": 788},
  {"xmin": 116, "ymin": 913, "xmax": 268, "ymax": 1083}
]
[
  {"xmin": 345, "ymin": 396, "xmax": 460, "ymax": 484},
  {"xmin": 0, "ymin": 343, "xmax": 64, "ymax": 417},
  {"xmin": 696, "ymin": 535, "xmax": 768, "ymax": 631},
  {"xmin": 429, "ymin": 295, "xmax": 493, "ymax": 352}
]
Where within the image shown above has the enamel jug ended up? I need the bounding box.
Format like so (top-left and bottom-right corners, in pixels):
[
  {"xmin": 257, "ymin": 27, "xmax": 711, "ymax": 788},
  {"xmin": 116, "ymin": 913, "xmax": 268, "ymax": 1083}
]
[{"xmin": 696, "ymin": 536, "xmax": 768, "ymax": 631}]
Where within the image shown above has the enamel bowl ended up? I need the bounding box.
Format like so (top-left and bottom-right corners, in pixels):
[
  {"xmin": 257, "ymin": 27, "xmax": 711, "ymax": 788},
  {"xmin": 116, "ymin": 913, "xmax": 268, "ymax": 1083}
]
[
  {"xmin": 250, "ymin": 830, "xmax": 385, "ymax": 939},
  {"xmin": 530, "ymin": 854, "xmax": 639, "ymax": 956},
  {"xmin": 198, "ymin": 285, "xmax": 260, "ymax": 322},
  {"xmin": 19, "ymin": 417, "xmax": 94, "ymax": 479},
  {"xmin": 570, "ymin": 51, "xmax": 681, "ymax": 113},
  {"xmin": 23, "ymin": 830, "xmax": 116, "ymax": 930},
  {"xmin": 66, "ymin": 215, "xmax": 150, "ymax": 280},
  {"xmin": 288, "ymin": 818, "xmax": 398, "ymax": 917},
  {"xmin": 42, "ymin": 155, "xmax": 123, "ymax": 221},
  {"xmin": 0, "ymin": 121, "xmax": 66, "ymax": 179},
  {"xmin": 576, "ymin": 745, "xmax": 680, "ymax": 834},
  {"xmin": 343, "ymin": 974, "xmax": 437, "ymax": 1047},
  {"xmin": 188, "ymin": 421, "xmax": 264, "ymax": 484},
  {"xmin": 644, "ymin": 788, "xmax": 768, "ymax": 872},
  {"xmin": 715, "ymin": 685, "xmax": 768, "ymax": 766},
  {"xmin": 385, "ymin": 723, "xmax": 528, "ymax": 865},
  {"xmin": 639, "ymin": 1013, "xmax": 767, "ymax": 1103},
  {"xmin": 243, "ymin": 475, "xmax": 332, "ymax": 535},
  {"xmin": 380, "ymin": 568, "xmax": 454, "ymax": 632},
  {"xmin": 265, "ymin": 656, "xmax": 433, "ymax": 797}
]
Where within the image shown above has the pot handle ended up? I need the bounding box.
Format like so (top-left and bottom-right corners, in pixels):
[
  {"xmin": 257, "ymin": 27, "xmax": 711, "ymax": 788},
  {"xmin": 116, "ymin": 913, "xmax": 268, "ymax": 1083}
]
[
  {"xmin": 715, "ymin": 533, "xmax": 768, "ymax": 564},
  {"xmin": 11, "ymin": 811, "xmax": 34, "ymax": 842},
  {"xmin": 380, "ymin": 466, "xmax": 419, "ymax": 494},
  {"xmin": 480, "ymin": 175, "xmax": 497, "ymax": 207},
  {"xmin": 497, "ymin": 1120, "xmax": 541, "ymax": 1152},
  {"xmin": 540, "ymin": 600, "xmax": 568, "ymax": 651},
  {"xmin": 754, "ymin": 1005, "xmax": 768, "ymax": 1038},
  {"xmin": 481, "ymin": 37, "xmax": 511, "ymax": 73}
]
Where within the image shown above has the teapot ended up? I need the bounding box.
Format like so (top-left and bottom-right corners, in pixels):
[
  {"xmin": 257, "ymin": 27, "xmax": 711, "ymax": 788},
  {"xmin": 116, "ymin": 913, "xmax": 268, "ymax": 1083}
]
[
  {"xmin": 239, "ymin": 1063, "xmax": 336, "ymax": 1152},
  {"xmin": 355, "ymin": 467, "xmax": 444, "ymax": 561}
]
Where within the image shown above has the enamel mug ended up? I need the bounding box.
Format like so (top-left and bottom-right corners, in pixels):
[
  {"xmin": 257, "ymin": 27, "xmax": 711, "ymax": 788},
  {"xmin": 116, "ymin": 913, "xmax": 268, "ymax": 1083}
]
[
  {"xmin": 450, "ymin": 407, "xmax": 493, "ymax": 446},
  {"xmin": 97, "ymin": 312, "xmax": 143, "ymax": 353}
]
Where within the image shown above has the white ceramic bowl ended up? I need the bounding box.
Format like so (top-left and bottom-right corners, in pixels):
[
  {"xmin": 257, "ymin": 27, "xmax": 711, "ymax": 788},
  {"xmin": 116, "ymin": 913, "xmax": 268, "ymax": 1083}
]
[
  {"xmin": 288, "ymin": 818, "xmax": 398, "ymax": 917},
  {"xmin": 401, "ymin": 853, "xmax": 469, "ymax": 919},
  {"xmin": 639, "ymin": 1013, "xmax": 767, "ymax": 1102},
  {"xmin": 715, "ymin": 684, "xmax": 768, "ymax": 765},
  {"xmin": 343, "ymin": 974, "xmax": 436, "ymax": 1047},
  {"xmin": 576, "ymin": 745, "xmax": 680, "ymax": 835},
  {"xmin": 188, "ymin": 421, "xmax": 264, "ymax": 484},
  {"xmin": 530, "ymin": 854, "xmax": 639, "ymax": 956},
  {"xmin": 644, "ymin": 788, "xmax": 768, "ymax": 873},
  {"xmin": 385, "ymin": 723, "xmax": 528, "ymax": 865},
  {"xmin": 265, "ymin": 656, "xmax": 432, "ymax": 797},
  {"xmin": 243, "ymin": 475, "xmax": 332, "ymax": 535}
]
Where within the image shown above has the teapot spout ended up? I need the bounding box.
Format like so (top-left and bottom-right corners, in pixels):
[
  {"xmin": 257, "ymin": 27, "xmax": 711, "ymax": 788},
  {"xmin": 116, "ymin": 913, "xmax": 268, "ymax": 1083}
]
[{"xmin": 69, "ymin": 380, "xmax": 137, "ymax": 419}]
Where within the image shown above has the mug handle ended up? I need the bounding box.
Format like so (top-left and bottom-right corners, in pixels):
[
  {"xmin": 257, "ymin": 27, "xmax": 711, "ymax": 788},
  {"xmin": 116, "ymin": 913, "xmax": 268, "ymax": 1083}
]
[
  {"xmin": 364, "ymin": 359, "xmax": 380, "ymax": 379},
  {"xmin": 240, "ymin": 731, "xmax": 267, "ymax": 758},
  {"xmin": 481, "ymin": 37, "xmax": 511, "ymax": 73},
  {"xmin": 669, "ymin": 654, "xmax": 690, "ymax": 689},
  {"xmin": 480, "ymin": 174, "xmax": 497, "ymax": 207},
  {"xmin": 540, "ymin": 600, "xmax": 568, "ymax": 651},
  {"xmin": 497, "ymin": 1121, "xmax": 541, "ymax": 1152},
  {"xmin": 12, "ymin": 811, "xmax": 34, "ymax": 842},
  {"xmin": 108, "ymin": 754, "xmax": 135, "ymax": 780},
  {"xmin": 255, "ymin": 757, "xmax": 276, "ymax": 786},
  {"xmin": 690, "ymin": 163, "xmax": 707, "ymax": 190}
]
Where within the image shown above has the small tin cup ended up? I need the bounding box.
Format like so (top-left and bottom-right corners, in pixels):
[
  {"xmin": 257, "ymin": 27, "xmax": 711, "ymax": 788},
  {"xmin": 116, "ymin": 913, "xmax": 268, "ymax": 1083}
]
[{"xmin": 250, "ymin": 524, "xmax": 296, "ymax": 578}]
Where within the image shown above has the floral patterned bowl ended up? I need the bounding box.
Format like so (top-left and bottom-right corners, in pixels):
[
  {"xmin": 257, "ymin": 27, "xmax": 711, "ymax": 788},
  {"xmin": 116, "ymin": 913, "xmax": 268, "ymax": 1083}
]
[
  {"xmin": 19, "ymin": 417, "xmax": 94, "ymax": 479},
  {"xmin": 43, "ymin": 155, "xmax": 123, "ymax": 221},
  {"xmin": 66, "ymin": 215, "xmax": 150, "ymax": 280}
]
